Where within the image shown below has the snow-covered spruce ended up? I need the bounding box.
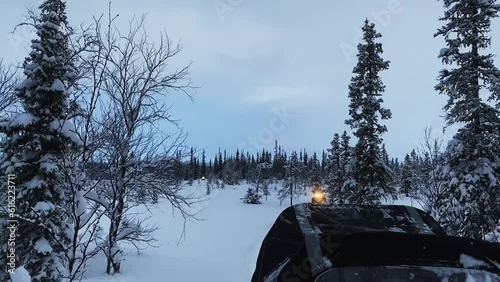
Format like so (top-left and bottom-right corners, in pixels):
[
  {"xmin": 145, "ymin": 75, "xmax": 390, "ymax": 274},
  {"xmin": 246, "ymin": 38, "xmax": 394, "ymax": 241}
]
[
  {"xmin": 325, "ymin": 131, "xmax": 352, "ymax": 204},
  {"xmin": 0, "ymin": 1, "xmax": 80, "ymax": 281},
  {"xmin": 309, "ymin": 152, "xmax": 322, "ymax": 186},
  {"xmin": 344, "ymin": 19, "xmax": 395, "ymax": 205},
  {"xmin": 276, "ymin": 151, "xmax": 306, "ymax": 206},
  {"xmin": 242, "ymin": 161, "xmax": 272, "ymax": 204},
  {"xmin": 433, "ymin": 0, "xmax": 500, "ymax": 239},
  {"xmin": 400, "ymin": 150, "xmax": 421, "ymax": 197},
  {"xmin": 241, "ymin": 188, "xmax": 262, "ymax": 204}
]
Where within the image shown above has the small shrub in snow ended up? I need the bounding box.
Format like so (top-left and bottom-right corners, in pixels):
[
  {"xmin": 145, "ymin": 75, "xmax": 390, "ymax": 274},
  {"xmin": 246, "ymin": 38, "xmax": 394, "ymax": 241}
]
[{"xmin": 241, "ymin": 188, "xmax": 262, "ymax": 204}]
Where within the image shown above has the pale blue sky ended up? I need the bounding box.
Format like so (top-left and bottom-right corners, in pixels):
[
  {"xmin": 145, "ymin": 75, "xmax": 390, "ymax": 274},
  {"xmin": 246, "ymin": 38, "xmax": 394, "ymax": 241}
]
[{"xmin": 2, "ymin": 0, "xmax": 499, "ymax": 160}]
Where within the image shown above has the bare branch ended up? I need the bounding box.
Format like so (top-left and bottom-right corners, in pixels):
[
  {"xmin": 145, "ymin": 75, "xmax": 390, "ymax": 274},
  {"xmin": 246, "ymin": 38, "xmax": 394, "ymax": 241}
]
[{"xmin": 0, "ymin": 59, "xmax": 20, "ymax": 116}]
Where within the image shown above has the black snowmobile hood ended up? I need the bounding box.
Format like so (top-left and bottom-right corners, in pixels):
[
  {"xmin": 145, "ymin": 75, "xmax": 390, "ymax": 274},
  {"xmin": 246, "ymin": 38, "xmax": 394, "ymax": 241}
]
[{"xmin": 251, "ymin": 203, "xmax": 500, "ymax": 282}]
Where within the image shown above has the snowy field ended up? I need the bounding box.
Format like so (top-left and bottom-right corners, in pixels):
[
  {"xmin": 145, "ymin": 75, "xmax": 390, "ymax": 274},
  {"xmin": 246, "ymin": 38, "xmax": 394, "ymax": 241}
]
[{"xmin": 81, "ymin": 182, "xmax": 422, "ymax": 282}]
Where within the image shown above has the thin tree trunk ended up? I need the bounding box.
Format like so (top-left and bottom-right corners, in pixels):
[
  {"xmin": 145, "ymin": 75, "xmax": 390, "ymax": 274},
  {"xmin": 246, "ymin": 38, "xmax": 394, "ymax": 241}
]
[{"xmin": 106, "ymin": 151, "xmax": 128, "ymax": 274}]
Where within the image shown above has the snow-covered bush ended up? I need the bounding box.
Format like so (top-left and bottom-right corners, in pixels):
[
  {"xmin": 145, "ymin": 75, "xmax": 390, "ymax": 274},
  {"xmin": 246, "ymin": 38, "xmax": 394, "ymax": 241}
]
[{"xmin": 241, "ymin": 188, "xmax": 262, "ymax": 204}]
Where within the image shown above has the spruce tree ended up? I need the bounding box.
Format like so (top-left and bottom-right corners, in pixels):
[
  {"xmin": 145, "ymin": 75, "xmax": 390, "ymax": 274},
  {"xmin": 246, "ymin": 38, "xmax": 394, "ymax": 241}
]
[
  {"xmin": 214, "ymin": 155, "xmax": 219, "ymax": 176},
  {"xmin": 0, "ymin": 1, "xmax": 78, "ymax": 281},
  {"xmin": 193, "ymin": 157, "xmax": 199, "ymax": 179},
  {"xmin": 400, "ymin": 154, "xmax": 416, "ymax": 196},
  {"xmin": 218, "ymin": 151, "xmax": 223, "ymax": 177},
  {"xmin": 189, "ymin": 147, "xmax": 194, "ymax": 181},
  {"xmin": 435, "ymin": 0, "xmax": 500, "ymax": 239},
  {"xmin": 277, "ymin": 151, "xmax": 304, "ymax": 205},
  {"xmin": 241, "ymin": 188, "xmax": 262, "ymax": 204},
  {"xmin": 309, "ymin": 152, "xmax": 322, "ymax": 185},
  {"xmin": 321, "ymin": 150, "xmax": 327, "ymax": 176},
  {"xmin": 201, "ymin": 149, "xmax": 206, "ymax": 177},
  {"xmin": 381, "ymin": 144, "xmax": 390, "ymax": 166},
  {"xmin": 326, "ymin": 133, "xmax": 342, "ymax": 199},
  {"xmin": 339, "ymin": 131, "xmax": 353, "ymax": 204},
  {"xmin": 344, "ymin": 19, "xmax": 394, "ymax": 204}
]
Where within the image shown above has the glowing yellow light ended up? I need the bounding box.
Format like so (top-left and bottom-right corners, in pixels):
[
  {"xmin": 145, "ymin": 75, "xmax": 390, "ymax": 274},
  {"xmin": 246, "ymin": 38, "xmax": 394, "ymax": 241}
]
[{"xmin": 313, "ymin": 192, "xmax": 323, "ymax": 199}]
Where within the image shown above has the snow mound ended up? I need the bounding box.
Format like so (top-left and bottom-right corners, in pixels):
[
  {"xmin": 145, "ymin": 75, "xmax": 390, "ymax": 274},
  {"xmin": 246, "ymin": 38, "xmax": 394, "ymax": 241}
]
[
  {"xmin": 9, "ymin": 266, "xmax": 31, "ymax": 282},
  {"xmin": 33, "ymin": 201, "xmax": 55, "ymax": 213},
  {"xmin": 34, "ymin": 237, "xmax": 53, "ymax": 254}
]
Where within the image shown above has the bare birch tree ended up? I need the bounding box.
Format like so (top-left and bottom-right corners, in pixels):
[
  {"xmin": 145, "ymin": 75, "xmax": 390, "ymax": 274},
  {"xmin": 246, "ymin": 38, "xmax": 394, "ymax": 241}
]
[
  {"xmin": 85, "ymin": 13, "xmax": 199, "ymax": 274},
  {"xmin": 416, "ymin": 127, "xmax": 446, "ymax": 220},
  {"xmin": 52, "ymin": 17, "xmax": 114, "ymax": 281}
]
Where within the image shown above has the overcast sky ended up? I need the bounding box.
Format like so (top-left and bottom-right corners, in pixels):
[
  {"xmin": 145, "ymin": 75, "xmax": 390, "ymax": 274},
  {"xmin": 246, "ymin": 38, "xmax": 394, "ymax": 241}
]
[{"xmin": 2, "ymin": 0, "xmax": 499, "ymax": 160}]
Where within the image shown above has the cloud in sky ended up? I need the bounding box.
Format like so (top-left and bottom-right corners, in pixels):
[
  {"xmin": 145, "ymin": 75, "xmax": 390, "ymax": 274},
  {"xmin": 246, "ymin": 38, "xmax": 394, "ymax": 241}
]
[
  {"xmin": 1, "ymin": 0, "xmax": 499, "ymax": 159},
  {"xmin": 242, "ymin": 86, "xmax": 310, "ymax": 104}
]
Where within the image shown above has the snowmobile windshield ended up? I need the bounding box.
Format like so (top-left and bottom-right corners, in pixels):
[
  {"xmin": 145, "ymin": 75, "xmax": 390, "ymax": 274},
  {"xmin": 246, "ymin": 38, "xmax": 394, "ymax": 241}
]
[{"xmin": 314, "ymin": 265, "xmax": 500, "ymax": 282}]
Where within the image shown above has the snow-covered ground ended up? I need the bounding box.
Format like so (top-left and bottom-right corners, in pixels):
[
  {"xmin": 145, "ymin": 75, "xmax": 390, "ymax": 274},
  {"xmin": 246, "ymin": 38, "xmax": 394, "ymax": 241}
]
[{"xmin": 81, "ymin": 182, "xmax": 422, "ymax": 282}]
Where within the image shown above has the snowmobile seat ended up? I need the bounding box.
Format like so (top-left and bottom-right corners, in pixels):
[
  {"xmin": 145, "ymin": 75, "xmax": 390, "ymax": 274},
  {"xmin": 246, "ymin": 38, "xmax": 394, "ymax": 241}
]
[{"xmin": 251, "ymin": 203, "xmax": 500, "ymax": 282}]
